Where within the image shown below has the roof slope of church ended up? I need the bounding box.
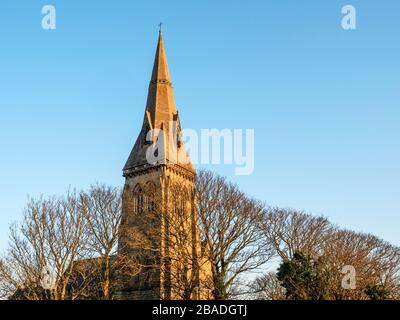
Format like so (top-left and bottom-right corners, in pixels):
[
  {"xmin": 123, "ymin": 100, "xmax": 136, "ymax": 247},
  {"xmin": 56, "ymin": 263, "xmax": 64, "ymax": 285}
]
[{"xmin": 123, "ymin": 31, "xmax": 195, "ymax": 176}]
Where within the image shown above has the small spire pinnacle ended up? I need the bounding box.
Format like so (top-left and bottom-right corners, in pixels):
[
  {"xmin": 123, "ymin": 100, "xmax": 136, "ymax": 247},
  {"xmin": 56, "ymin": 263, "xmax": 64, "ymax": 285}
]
[{"xmin": 158, "ymin": 22, "xmax": 163, "ymax": 33}]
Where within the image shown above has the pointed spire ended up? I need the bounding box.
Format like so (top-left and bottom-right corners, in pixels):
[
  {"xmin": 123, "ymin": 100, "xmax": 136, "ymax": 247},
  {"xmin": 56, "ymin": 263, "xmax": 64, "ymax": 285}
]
[
  {"xmin": 150, "ymin": 30, "xmax": 172, "ymax": 88},
  {"xmin": 145, "ymin": 29, "xmax": 177, "ymax": 129},
  {"xmin": 123, "ymin": 29, "xmax": 194, "ymax": 175}
]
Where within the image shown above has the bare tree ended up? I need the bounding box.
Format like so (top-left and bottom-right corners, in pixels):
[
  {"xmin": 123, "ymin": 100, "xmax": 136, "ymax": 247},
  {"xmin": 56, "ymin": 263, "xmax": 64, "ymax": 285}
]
[
  {"xmin": 258, "ymin": 207, "xmax": 400, "ymax": 300},
  {"xmin": 1, "ymin": 186, "xmax": 144, "ymax": 300},
  {"xmin": 323, "ymin": 229, "xmax": 400, "ymax": 300},
  {"xmin": 79, "ymin": 184, "xmax": 121, "ymax": 300},
  {"xmin": 263, "ymin": 208, "xmax": 333, "ymax": 260},
  {"xmin": 69, "ymin": 184, "xmax": 144, "ymax": 300},
  {"xmin": 250, "ymin": 272, "xmax": 286, "ymax": 300},
  {"xmin": 195, "ymin": 170, "xmax": 274, "ymax": 300},
  {"xmin": 0, "ymin": 193, "xmax": 87, "ymax": 300}
]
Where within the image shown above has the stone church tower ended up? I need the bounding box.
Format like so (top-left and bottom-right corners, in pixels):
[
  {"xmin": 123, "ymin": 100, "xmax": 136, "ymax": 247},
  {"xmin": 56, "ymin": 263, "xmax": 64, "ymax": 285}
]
[{"xmin": 118, "ymin": 31, "xmax": 210, "ymax": 300}]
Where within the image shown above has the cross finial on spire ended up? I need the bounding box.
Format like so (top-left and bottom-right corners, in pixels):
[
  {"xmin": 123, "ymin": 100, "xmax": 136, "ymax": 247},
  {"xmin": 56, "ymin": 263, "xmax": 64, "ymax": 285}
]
[{"xmin": 158, "ymin": 22, "xmax": 163, "ymax": 33}]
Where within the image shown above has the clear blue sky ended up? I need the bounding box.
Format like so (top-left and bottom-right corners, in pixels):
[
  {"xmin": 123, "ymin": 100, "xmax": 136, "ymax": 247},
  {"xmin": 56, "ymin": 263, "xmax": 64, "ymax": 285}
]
[{"xmin": 0, "ymin": 0, "xmax": 399, "ymax": 252}]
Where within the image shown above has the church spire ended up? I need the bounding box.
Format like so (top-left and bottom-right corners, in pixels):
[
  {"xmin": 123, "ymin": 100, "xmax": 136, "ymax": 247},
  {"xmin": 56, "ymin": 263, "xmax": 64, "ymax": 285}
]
[
  {"xmin": 123, "ymin": 30, "xmax": 195, "ymax": 175},
  {"xmin": 145, "ymin": 29, "xmax": 177, "ymax": 130}
]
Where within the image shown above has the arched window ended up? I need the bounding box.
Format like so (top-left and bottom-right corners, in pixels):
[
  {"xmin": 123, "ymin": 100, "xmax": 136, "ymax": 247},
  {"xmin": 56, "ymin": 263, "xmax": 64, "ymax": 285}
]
[{"xmin": 133, "ymin": 184, "xmax": 144, "ymax": 214}]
